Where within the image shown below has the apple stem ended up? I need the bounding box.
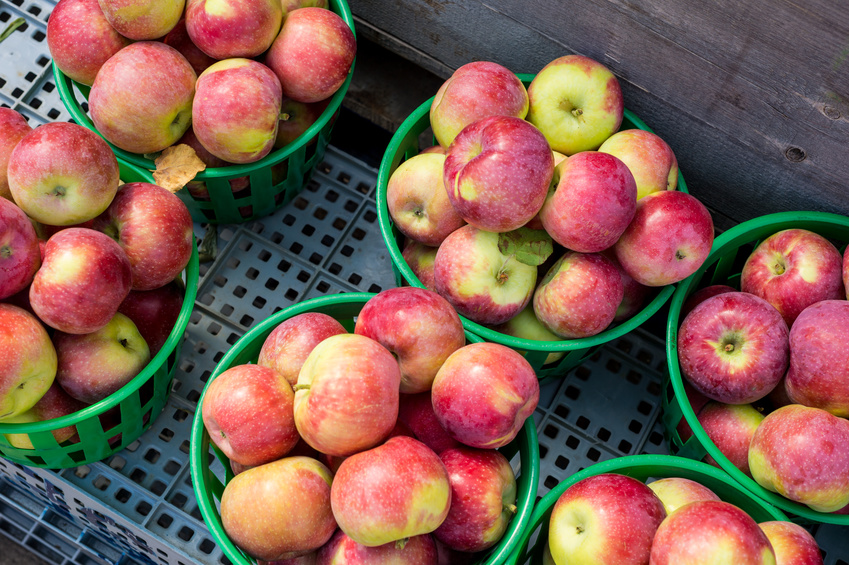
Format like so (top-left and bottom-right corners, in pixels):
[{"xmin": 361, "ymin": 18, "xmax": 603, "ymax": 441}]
[
  {"xmin": 280, "ymin": 112, "xmax": 291, "ymax": 122},
  {"xmin": 504, "ymin": 503, "xmax": 518, "ymax": 514},
  {"xmin": 497, "ymin": 255, "xmax": 515, "ymax": 284},
  {"xmin": 0, "ymin": 246, "xmax": 10, "ymax": 259},
  {"xmin": 773, "ymin": 261, "xmax": 786, "ymax": 275},
  {"xmin": 724, "ymin": 343, "xmax": 735, "ymax": 353},
  {"xmin": 571, "ymin": 108, "xmax": 583, "ymax": 118},
  {"xmin": 293, "ymin": 383, "xmax": 311, "ymax": 392},
  {"xmin": 395, "ymin": 538, "xmax": 409, "ymax": 550}
]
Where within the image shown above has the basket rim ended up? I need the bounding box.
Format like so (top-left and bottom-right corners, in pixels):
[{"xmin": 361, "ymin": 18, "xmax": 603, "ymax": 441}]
[
  {"xmin": 189, "ymin": 292, "xmax": 540, "ymax": 565},
  {"xmin": 52, "ymin": 0, "xmax": 356, "ymax": 180},
  {"xmin": 665, "ymin": 209, "xmax": 849, "ymax": 525},
  {"xmin": 0, "ymin": 168, "xmax": 200, "ymax": 435},
  {"xmin": 374, "ymin": 72, "xmax": 685, "ymax": 353}
]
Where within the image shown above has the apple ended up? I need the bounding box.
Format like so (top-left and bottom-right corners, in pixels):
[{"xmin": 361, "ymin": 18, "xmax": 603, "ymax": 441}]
[
  {"xmin": 0, "ymin": 304, "xmax": 57, "ymax": 420},
  {"xmin": 844, "ymin": 245, "xmax": 849, "ymax": 299},
  {"xmin": 259, "ymin": 554, "xmax": 317, "ymax": 565},
  {"xmin": 185, "ymin": 0, "xmax": 282, "ymax": 59},
  {"xmin": 202, "ymin": 364, "xmax": 299, "ymax": 467},
  {"xmin": 221, "ymin": 456, "xmax": 336, "ymax": 561},
  {"xmin": 785, "ymin": 300, "xmax": 849, "ymax": 417},
  {"xmin": 193, "ymin": 59, "xmax": 283, "ymax": 164},
  {"xmin": 548, "ymin": 473, "xmax": 665, "ymax": 565},
  {"xmin": 646, "ymin": 477, "xmax": 721, "ymax": 515},
  {"xmin": 174, "ymin": 127, "xmax": 251, "ymax": 197},
  {"xmin": 387, "ymin": 152, "xmax": 465, "ymax": 246},
  {"xmin": 429, "ymin": 61, "xmax": 528, "ymax": 148},
  {"xmin": 677, "ymin": 291, "xmax": 789, "ymax": 404},
  {"xmin": 0, "ymin": 198, "xmax": 41, "ymax": 300},
  {"xmin": 54, "ymin": 312, "xmax": 150, "ymax": 404},
  {"xmin": 330, "ymin": 436, "xmax": 451, "ymax": 547},
  {"xmin": 740, "ymin": 228, "xmax": 844, "ymax": 326},
  {"xmin": 613, "ymin": 190, "xmax": 714, "ymax": 286},
  {"xmin": 89, "ymin": 41, "xmax": 196, "ymax": 155},
  {"xmin": 97, "ymin": 0, "xmax": 184, "ymax": 39},
  {"xmin": 0, "ymin": 108, "xmax": 31, "ymax": 201},
  {"xmin": 533, "ymin": 251, "xmax": 624, "ymax": 339},
  {"xmin": 526, "ymin": 55, "xmax": 624, "ymax": 155},
  {"xmin": 275, "ymin": 98, "xmax": 329, "ymax": 149},
  {"xmin": 433, "ymin": 447, "xmax": 517, "ymax": 553},
  {"xmin": 397, "ymin": 392, "xmax": 462, "ymax": 455},
  {"xmin": 118, "ymin": 279, "xmax": 184, "ymax": 356},
  {"xmin": 8, "ymin": 122, "xmax": 120, "ymax": 226},
  {"xmin": 492, "ymin": 304, "xmax": 565, "ymax": 366},
  {"xmin": 30, "ymin": 228, "xmax": 133, "ymax": 335},
  {"xmin": 677, "ymin": 380, "xmax": 711, "ymax": 443},
  {"xmin": 294, "ymin": 333, "xmax": 400, "ymax": 457},
  {"xmin": 758, "ymin": 521, "xmax": 823, "ymax": 565},
  {"xmin": 402, "ymin": 239, "xmax": 438, "ymax": 291},
  {"xmin": 354, "ymin": 287, "xmax": 465, "ymax": 394},
  {"xmin": 604, "ymin": 251, "xmax": 651, "ymax": 323},
  {"xmin": 649, "ymin": 500, "xmax": 775, "ymax": 565},
  {"xmin": 749, "ymin": 404, "xmax": 849, "ymax": 512},
  {"xmin": 162, "ymin": 17, "xmax": 216, "ymax": 75},
  {"xmin": 316, "ymin": 530, "xmax": 437, "ymax": 564},
  {"xmin": 431, "ymin": 342, "xmax": 539, "ymax": 449},
  {"xmin": 265, "ymin": 7, "xmax": 356, "ymax": 103},
  {"xmin": 257, "ymin": 312, "xmax": 347, "ymax": 387},
  {"xmin": 539, "ymin": 151, "xmax": 636, "ymax": 252},
  {"xmin": 697, "ymin": 401, "xmax": 764, "ymax": 476},
  {"xmin": 434, "ymin": 225, "xmax": 537, "ymax": 325},
  {"xmin": 47, "ymin": 0, "xmax": 131, "ymax": 86},
  {"xmin": 0, "ymin": 382, "xmax": 87, "ymax": 448},
  {"xmin": 443, "ymin": 115, "xmax": 553, "ymax": 233},
  {"xmin": 681, "ymin": 284, "xmax": 736, "ymax": 318},
  {"xmin": 597, "ymin": 129, "xmax": 679, "ymax": 200}
]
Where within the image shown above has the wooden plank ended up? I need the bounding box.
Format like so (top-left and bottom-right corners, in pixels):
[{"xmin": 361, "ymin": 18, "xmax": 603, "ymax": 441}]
[{"xmin": 347, "ymin": 0, "xmax": 849, "ymax": 224}]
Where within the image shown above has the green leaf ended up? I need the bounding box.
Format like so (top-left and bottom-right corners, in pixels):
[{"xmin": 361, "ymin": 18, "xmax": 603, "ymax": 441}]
[
  {"xmin": 0, "ymin": 18, "xmax": 25, "ymax": 44},
  {"xmin": 498, "ymin": 227, "xmax": 554, "ymax": 266}
]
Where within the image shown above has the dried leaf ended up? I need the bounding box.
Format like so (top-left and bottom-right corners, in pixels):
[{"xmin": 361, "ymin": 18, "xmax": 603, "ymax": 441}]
[{"xmin": 152, "ymin": 144, "xmax": 206, "ymax": 193}]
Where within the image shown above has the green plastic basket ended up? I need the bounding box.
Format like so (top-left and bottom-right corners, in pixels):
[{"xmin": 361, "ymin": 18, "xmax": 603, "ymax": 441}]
[
  {"xmin": 53, "ymin": 0, "xmax": 355, "ymax": 225},
  {"xmin": 189, "ymin": 292, "xmax": 540, "ymax": 565},
  {"xmin": 0, "ymin": 162, "xmax": 199, "ymax": 468},
  {"xmin": 663, "ymin": 210, "xmax": 849, "ymax": 525},
  {"xmin": 506, "ymin": 454, "xmax": 789, "ymax": 564},
  {"xmin": 376, "ymin": 74, "xmax": 687, "ymax": 380}
]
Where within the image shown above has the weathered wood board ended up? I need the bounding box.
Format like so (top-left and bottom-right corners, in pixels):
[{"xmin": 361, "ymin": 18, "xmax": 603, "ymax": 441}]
[{"xmin": 349, "ymin": 0, "xmax": 849, "ymax": 228}]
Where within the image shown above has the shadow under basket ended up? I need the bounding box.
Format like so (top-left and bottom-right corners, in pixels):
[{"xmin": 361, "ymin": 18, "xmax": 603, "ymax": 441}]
[
  {"xmin": 0, "ymin": 162, "xmax": 200, "ymax": 468},
  {"xmin": 52, "ymin": 0, "xmax": 355, "ymax": 225},
  {"xmin": 663, "ymin": 210, "xmax": 849, "ymax": 525},
  {"xmin": 375, "ymin": 73, "xmax": 687, "ymax": 381},
  {"xmin": 189, "ymin": 292, "xmax": 540, "ymax": 565}
]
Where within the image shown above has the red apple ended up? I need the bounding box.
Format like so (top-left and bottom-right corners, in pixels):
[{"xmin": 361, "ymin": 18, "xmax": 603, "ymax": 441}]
[
  {"xmin": 698, "ymin": 401, "xmax": 764, "ymax": 476},
  {"xmin": 443, "ymin": 115, "xmax": 553, "ymax": 233},
  {"xmin": 0, "ymin": 304, "xmax": 57, "ymax": 420},
  {"xmin": 430, "ymin": 61, "xmax": 529, "ymax": 148},
  {"xmin": 613, "ymin": 190, "xmax": 714, "ymax": 286},
  {"xmin": 844, "ymin": 245, "xmax": 849, "ymax": 299},
  {"xmin": 646, "ymin": 477, "xmax": 721, "ymax": 515},
  {"xmin": 677, "ymin": 380, "xmax": 711, "ymax": 443},
  {"xmin": 354, "ymin": 287, "xmax": 465, "ymax": 394},
  {"xmin": 533, "ymin": 251, "xmax": 624, "ymax": 339},
  {"xmin": 605, "ymin": 251, "xmax": 651, "ymax": 323},
  {"xmin": 434, "ymin": 447, "xmax": 517, "ymax": 553},
  {"xmin": 8, "ymin": 122, "xmax": 120, "ymax": 226},
  {"xmin": 0, "ymin": 198, "xmax": 41, "ymax": 300},
  {"xmin": 316, "ymin": 530, "xmax": 437, "ymax": 564},
  {"xmin": 681, "ymin": 284, "xmax": 737, "ymax": 318},
  {"xmin": 30, "ymin": 228, "xmax": 132, "ymax": 335},
  {"xmin": 597, "ymin": 129, "xmax": 679, "ymax": 200},
  {"xmin": 548, "ymin": 473, "xmax": 665, "ymax": 565},
  {"xmin": 434, "ymin": 225, "xmax": 537, "ymax": 325},
  {"xmin": 330, "ymin": 436, "xmax": 451, "ymax": 547},
  {"xmin": 294, "ymin": 333, "xmax": 400, "ymax": 457},
  {"xmin": 185, "ymin": 0, "xmax": 282, "ymax": 59},
  {"xmin": 162, "ymin": 17, "xmax": 216, "ymax": 75},
  {"xmin": 118, "ymin": 279, "xmax": 184, "ymax": 356},
  {"xmin": 741, "ymin": 228, "xmax": 844, "ymax": 326},
  {"xmin": 202, "ymin": 364, "xmax": 298, "ymax": 467},
  {"xmin": 785, "ymin": 300, "xmax": 849, "ymax": 417},
  {"xmin": 677, "ymin": 292, "xmax": 789, "ymax": 404},
  {"xmin": 431, "ymin": 342, "xmax": 539, "ymax": 449},
  {"xmin": 265, "ymin": 7, "xmax": 355, "ymax": 103},
  {"xmin": 97, "ymin": 0, "xmax": 184, "ymax": 39},
  {"xmin": 0, "ymin": 382, "xmax": 87, "ymax": 448},
  {"xmin": 221, "ymin": 456, "xmax": 336, "ymax": 561},
  {"xmin": 257, "ymin": 312, "xmax": 347, "ymax": 387},
  {"xmin": 397, "ymin": 392, "xmax": 462, "ymax": 455},
  {"xmin": 193, "ymin": 59, "xmax": 283, "ymax": 164},
  {"xmin": 54, "ymin": 312, "xmax": 151, "ymax": 404},
  {"xmin": 47, "ymin": 0, "xmax": 131, "ymax": 85},
  {"xmin": 0, "ymin": 108, "xmax": 31, "ymax": 201},
  {"xmin": 259, "ymin": 554, "xmax": 316, "ymax": 565},
  {"xmin": 402, "ymin": 239, "xmax": 438, "ymax": 291},
  {"xmin": 759, "ymin": 521, "xmax": 823, "ymax": 565},
  {"xmin": 649, "ymin": 500, "xmax": 775, "ymax": 565},
  {"xmin": 387, "ymin": 152, "xmax": 465, "ymax": 246},
  {"xmin": 526, "ymin": 55, "xmax": 624, "ymax": 155},
  {"xmin": 539, "ymin": 151, "xmax": 637, "ymax": 252},
  {"xmin": 749, "ymin": 404, "xmax": 849, "ymax": 513},
  {"xmin": 275, "ymin": 98, "xmax": 329, "ymax": 149},
  {"xmin": 89, "ymin": 41, "xmax": 196, "ymax": 154}
]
